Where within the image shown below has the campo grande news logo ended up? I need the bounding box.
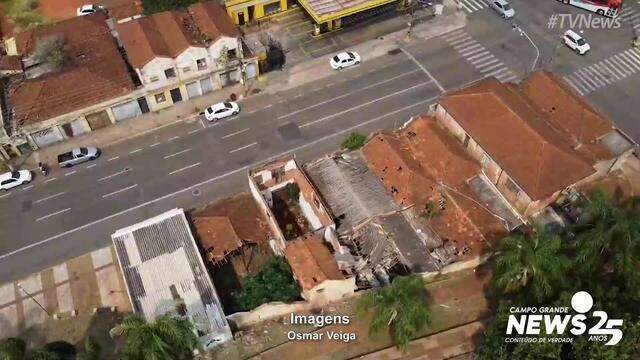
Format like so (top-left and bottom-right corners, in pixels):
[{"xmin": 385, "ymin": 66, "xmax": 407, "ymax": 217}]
[{"xmin": 506, "ymin": 291, "xmax": 624, "ymax": 345}]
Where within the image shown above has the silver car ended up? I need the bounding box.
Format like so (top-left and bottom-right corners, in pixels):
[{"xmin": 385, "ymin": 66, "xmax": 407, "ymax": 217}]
[
  {"xmin": 491, "ymin": 0, "xmax": 515, "ymax": 18},
  {"xmin": 57, "ymin": 147, "xmax": 101, "ymax": 167}
]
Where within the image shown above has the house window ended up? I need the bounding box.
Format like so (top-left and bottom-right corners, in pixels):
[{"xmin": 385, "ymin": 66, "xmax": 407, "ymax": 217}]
[
  {"xmin": 154, "ymin": 93, "xmax": 166, "ymax": 103},
  {"xmin": 182, "ymin": 66, "xmax": 191, "ymax": 73},
  {"xmin": 227, "ymin": 48, "xmax": 237, "ymax": 60},
  {"xmin": 164, "ymin": 68, "xmax": 176, "ymax": 78},
  {"xmin": 149, "ymin": 75, "xmax": 159, "ymax": 82},
  {"xmin": 196, "ymin": 58, "xmax": 207, "ymax": 70}
]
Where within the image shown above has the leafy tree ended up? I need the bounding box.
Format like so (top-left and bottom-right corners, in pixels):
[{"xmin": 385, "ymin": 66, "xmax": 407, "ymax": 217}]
[
  {"xmin": 141, "ymin": 0, "xmax": 197, "ymax": 15},
  {"xmin": 0, "ymin": 337, "xmax": 26, "ymax": 360},
  {"xmin": 357, "ymin": 275, "xmax": 431, "ymax": 351},
  {"xmin": 76, "ymin": 338, "xmax": 101, "ymax": 360},
  {"xmin": 341, "ymin": 132, "xmax": 367, "ymax": 150},
  {"xmin": 29, "ymin": 350, "xmax": 61, "ymax": 360},
  {"xmin": 111, "ymin": 314, "xmax": 201, "ymax": 360},
  {"xmin": 235, "ymin": 257, "xmax": 300, "ymax": 310},
  {"xmin": 492, "ymin": 227, "xmax": 570, "ymax": 302}
]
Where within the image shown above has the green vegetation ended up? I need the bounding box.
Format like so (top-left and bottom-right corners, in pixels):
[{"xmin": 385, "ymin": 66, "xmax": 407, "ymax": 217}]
[
  {"xmin": 0, "ymin": 338, "xmax": 76, "ymax": 360},
  {"xmin": 341, "ymin": 132, "xmax": 367, "ymax": 151},
  {"xmin": 1, "ymin": 0, "xmax": 43, "ymax": 29},
  {"xmin": 477, "ymin": 190, "xmax": 640, "ymax": 359},
  {"xmin": 234, "ymin": 257, "xmax": 300, "ymax": 310},
  {"xmin": 357, "ymin": 275, "xmax": 431, "ymax": 351},
  {"xmin": 141, "ymin": 0, "xmax": 197, "ymax": 15},
  {"xmin": 111, "ymin": 314, "xmax": 201, "ymax": 360}
]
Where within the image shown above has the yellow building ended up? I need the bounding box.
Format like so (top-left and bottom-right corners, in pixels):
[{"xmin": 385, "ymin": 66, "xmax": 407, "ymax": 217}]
[
  {"xmin": 225, "ymin": 0, "xmax": 293, "ymax": 25},
  {"xmin": 298, "ymin": 0, "xmax": 402, "ymax": 35}
]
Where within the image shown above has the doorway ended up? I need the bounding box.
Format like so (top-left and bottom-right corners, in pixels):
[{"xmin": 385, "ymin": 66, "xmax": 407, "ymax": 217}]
[
  {"xmin": 170, "ymin": 88, "xmax": 183, "ymax": 104},
  {"xmin": 238, "ymin": 11, "xmax": 245, "ymax": 25}
]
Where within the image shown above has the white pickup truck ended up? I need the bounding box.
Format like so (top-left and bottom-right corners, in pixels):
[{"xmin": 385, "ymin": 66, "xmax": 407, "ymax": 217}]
[{"xmin": 57, "ymin": 147, "xmax": 101, "ymax": 167}]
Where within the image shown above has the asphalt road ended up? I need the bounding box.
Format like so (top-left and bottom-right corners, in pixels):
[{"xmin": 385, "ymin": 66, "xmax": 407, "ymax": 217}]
[{"xmin": 2, "ymin": 1, "xmax": 638, "ymax": 282}]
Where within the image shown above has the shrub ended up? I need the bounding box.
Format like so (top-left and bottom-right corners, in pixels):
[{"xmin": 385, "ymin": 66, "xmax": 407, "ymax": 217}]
[{"xmin": 341, "ymin": 132, "xmax": 367, "ymax": 150}]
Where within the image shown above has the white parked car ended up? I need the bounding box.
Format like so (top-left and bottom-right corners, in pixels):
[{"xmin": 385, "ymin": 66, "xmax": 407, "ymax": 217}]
[
  {"xmin": 330, "ymin": 51, "xmax": 361, "ymax": 70},
  {"xmin": 76, "ymin": 4, "xmax": 102, "ymax": 16},
  {"xmin": 490, "ymin": 0, "xmax": 514, "ymax": 18},
  {"xmin": 0, "ymin": 170, "xmax": 32, "ymax": 191},
  {"xmin": 204, "ymin": 102, "xmax": 240, "ymax": 121},
  {"xmin": 563, "ymin": 30, "xmax": 591, "ymax": 55}
]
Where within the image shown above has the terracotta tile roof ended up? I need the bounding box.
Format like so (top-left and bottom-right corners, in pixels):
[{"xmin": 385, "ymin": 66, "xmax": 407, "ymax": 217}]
[
  {"xmin": 7, "ymin": 14, "xmax": 136, "ymax": 126},
  {"xmin": 116, "ymin": 2, "xmax": 237, "ymax": 69},
  {"xmin": 193, "ymin": 216, "xmax": 243, "ymax": 263},
  {"xmin": 192, "ymin": 193, "xmax": 272, "ymax": 263},
  {"xmin": 0, "ymin": 55, "xmax": 22, "ymax": 71},
  {"xmin": 439, "ymin": 76, "xmax": 598, "ymax": 200},
  {"xmin": 285, "ymin": 234, "xmax": 343, "ymax": 291},
  {"xmin": 188, "ymin": 1, "xmax": 239, "ymax": 40},
  {"xmin": 520, "ymin": 71, "xmax": 613, "ymax": 160},
  {"xmin": 363, "ymin": 117, "xmax": 507, "ymax": 248},
  {"xmin": 108, "ymin": 0, "xmax": 144, "ymax": 21},
  {"xmin": 116, "ymin": 11, "xmax": 200, "ymax": 68}
]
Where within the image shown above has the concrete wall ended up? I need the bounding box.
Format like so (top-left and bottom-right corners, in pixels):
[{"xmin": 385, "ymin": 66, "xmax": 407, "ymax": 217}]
[
  {"xmin": 302, "ymin": 277, "xmax": 356, "ymax": 304},
  {"xmin": 248, "ymin": 173, "xmax": 287, "ymax": 252}
]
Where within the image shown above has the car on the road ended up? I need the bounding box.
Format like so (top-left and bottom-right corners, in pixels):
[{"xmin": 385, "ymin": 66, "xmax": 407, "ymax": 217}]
[
  {"xmin": 57, "ymin": 147, "xmax": 101, "ymax": 167},
  {"xmin": 563, "ymin": 30, "xmax": 591, "ymax": 55},
  {"xmin": 490, "ymin": 0, "xmax": 514, "ymax": 18},
  {"xmin": 330, "ymin": 51, "xmax": 361, "ymax": 70},
  {"xmin": 76, "ymin": 4, "xmax": 102, "ymax": 16},
  {"xmin": 0, "ymin": 170, "xmax": 32, "ymax": 191},
  {"xmin": 204, "ymin": 101, "xmax": 240, "ymax": 121}
]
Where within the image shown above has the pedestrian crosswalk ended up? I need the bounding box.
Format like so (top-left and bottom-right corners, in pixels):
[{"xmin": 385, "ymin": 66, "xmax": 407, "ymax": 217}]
[
  {"xmin": 441, "ymin": 29, "xmax": 518, "ymax": 83},
  {"xmin": 457, "ymin": 0, "xmax": 489, "ymax": 14},
  {"xmin": 562, "ymin": 49, "xmax": 640, "ymax": 95},
  {"xmin": 618, "ymin": 7, "xmax": 640, "ymax": 32}
]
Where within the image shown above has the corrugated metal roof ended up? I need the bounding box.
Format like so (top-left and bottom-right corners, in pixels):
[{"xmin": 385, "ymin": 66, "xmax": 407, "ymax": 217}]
[
  {"xmin": 305, "ymin": 152, "xmax": 399, "ymax": 234},
  {"xmin": 111, "ymin": 208, "xmax": 231, "ymax": 348}
]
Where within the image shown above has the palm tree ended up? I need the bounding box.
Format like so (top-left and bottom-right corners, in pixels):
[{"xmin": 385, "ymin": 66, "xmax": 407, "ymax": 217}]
[
  {"xmin": 0, "ymin": 338, "xmax": 25, "ymax": 360},
  {"xmin": 357, "ymin": 275, "xmax": 431, "ymax": 350},
  {"xmin": 492, "ymin": 227, "xmax": 570, "ymax": 302},
  {"xmin": 111, "ymin": 314, "xmax": 201, "ymax": 360},
  {"xmin": 574, "ymin": 190, "xmax": 640, "ymax": 283}
]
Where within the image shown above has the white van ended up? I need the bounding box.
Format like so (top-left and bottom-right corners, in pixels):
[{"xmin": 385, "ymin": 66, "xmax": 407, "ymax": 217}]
[{"xmin": 564, "ymin": 30, "xmax": 591, "ymax": 55}]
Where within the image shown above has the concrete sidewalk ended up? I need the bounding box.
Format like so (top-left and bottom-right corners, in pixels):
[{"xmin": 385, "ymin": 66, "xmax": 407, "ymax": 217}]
[{"xmin": 15, "ymin": 8, "xmax": 466, "ymax": 170}]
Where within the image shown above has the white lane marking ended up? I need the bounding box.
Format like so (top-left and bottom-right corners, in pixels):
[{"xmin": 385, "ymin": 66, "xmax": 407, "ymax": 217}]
[
  {"xmin": 264, "ymin": 104, "xmax": 273, "ymax": 109},
  {"xmin": 229, "ymin": 142, "xmax": 258, "ymax": 154},
  {"xmin": 98, "ymin": 168, "xmax": 130, "ymax": 182},
  {"xmin": 22, "ymin": 185, "xmax": 34, "ymax": 191},
  {"xmin": 301, "ymin": 81, "xmax": 431, "ymax": 128},
  {"xmin": 466, "ymin": 50, "xmax": 490, "ymax": 61},
  {"xmin": 0, "ymin": 94, "xmax": 440, "ymax": 260},
  {"xmin": 43, "ymin": 177, "xmax": 57, "ymax": 183},
  {"xmin": 150, "ymin": 142, "xmax": 161, "ymax": 148},
  {"xmin": 102, "ymin": 184, "xmax": 138, "ymax": 199},
  {"xmin": 64, "ymin": 171, "xmax": 76, "ymax": 176},
  {"xmin": 169, "ymin": 162, "xmax": 201, "ymax": 175},
  {"xmin": 86, "ymin": 164, "xmax": 97, "ymax": 169},
  {"xmin": 278, "ymin": 69, "xmax": 421, "ymax": 120},
  {"xmin": 33, "ymin": 192, "xmax": 66, "ymax": 204},
  {"xmin": 36, "ymin": 208, "xmax": 71, "ymax": 222},
  {"xmin": 221, "ymin": 128, "xmax": 250, "ymax": 139},
  {"xmin": 108, "ymin": 156, "xmax": 119, "ymax": 162},
  {"xmin": 400, "ymin": 49, "xmax": 445, "ymax": 92},
  {"xmin": 129, "ymin": 148, "xmax": 143, "ymax": 154},
  {"xmin": 163, "ymin": 148, "xmax": 192, "ymax": 159},
  {"xmin": 188, "ymin": 128, "xmax": 202, "ymax": 134},
  {"xmin": 167, "ymin": 136, "xmax": 180, "ymax": 141},
  {"xmin": 479, "ymin": 62, "xmax": 505, "ymax": 73},
  {"xmin": 0, "ymin": 193, "xmax": 10, "ymax": 198}
]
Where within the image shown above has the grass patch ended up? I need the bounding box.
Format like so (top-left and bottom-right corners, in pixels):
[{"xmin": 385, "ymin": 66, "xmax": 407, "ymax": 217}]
[{"xmin": 341, "ymin": 132, "xmax": 367, "ymax": 150}]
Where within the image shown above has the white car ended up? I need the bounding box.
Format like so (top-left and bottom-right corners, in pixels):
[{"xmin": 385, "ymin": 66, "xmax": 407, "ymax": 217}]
[
  {"xmin": 0, "ymin": 170, "xmax": 32, "ymax": 191},
  {"xmin": 204, "ymin": 102, "xmax": 240, "ymax": 121},
  {"xmin": 563, "ymin": 30, "xmax": 591, "ymax": 55},
  {"xmin": 76, "ymin": 4, "xmax": 102, "ymax": 16},
  {"xmin": 330, "ymin": 51, "xmax": 361, "ymax": 70},
  {"xmin": 490, "ymin": 0, "xmax": 514, "ymax": 18}
]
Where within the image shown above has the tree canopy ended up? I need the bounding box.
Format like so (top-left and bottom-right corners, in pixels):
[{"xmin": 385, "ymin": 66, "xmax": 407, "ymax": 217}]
[
  {"xmin": 234, "ymin": 257, "xmax": 300, "ymax": 310},
  {"xmin": 477, "ymin": 190, "xmax": 640, "ymax": 359}
]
